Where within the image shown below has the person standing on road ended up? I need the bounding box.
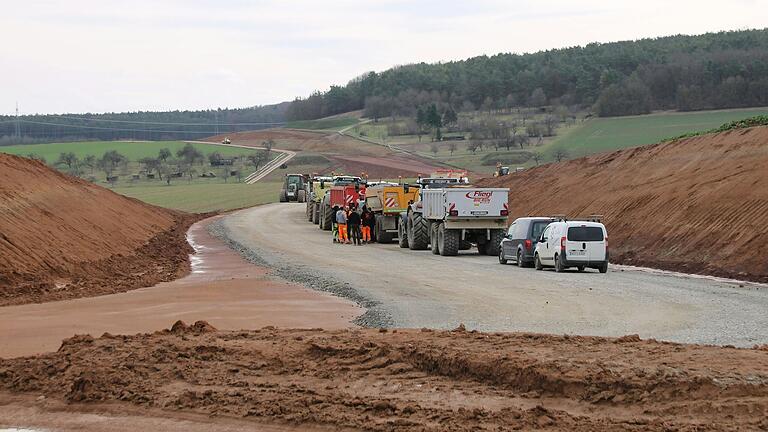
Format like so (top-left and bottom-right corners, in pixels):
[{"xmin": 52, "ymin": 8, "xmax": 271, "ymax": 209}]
[
  {"xmin": 361, "ymin": 207, "xmax": 374, "ymax": 244},
  {"xmin": 331, "ymin": 205, "xmax": 340, "ymax": 243},
  {"xmin": 347, "ymin": 205, "xmax": 362, "ymax": 246},
  {"xmin": 336, "ymin": 205, "xmax": 348, "ymax": 244}
]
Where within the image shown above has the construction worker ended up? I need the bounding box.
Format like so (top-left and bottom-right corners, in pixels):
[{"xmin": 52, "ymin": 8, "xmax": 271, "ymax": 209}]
[
  {"xmin": 347, "ymin": 205, "xmax": 362, "ymax": 246},
  {"xmin": 336, "ymin": 205, "xmax": 348, "ymax": 244},
  {"xmin": 331, "ymin": 205, "xmax": 340, "ymax": 243},
  {"xmin": 361, "ymin": 207, "xmax": 374, "ymax": 243}
]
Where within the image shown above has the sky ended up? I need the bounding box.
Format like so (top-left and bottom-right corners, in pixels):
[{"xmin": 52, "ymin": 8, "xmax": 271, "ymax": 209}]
[{"xmin": 2, "ymin": 0, "xmax": 767, "ymax": 115}]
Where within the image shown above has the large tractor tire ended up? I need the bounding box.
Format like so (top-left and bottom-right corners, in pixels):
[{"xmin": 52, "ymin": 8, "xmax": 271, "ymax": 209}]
[
  {"xmin": 397, "ymin": 217, "xmax": 408, "ymax": 248},
  {"xmin": 485, "ymin": 229, "xmax": 504, "ymax": 256},
  {"xmin": 297, "ymin": 189, "xmax": 306, "ymax": 203},
  {"xmin": 430, "ymin": 223, "xmax": 439, "ymax": 255},
  {"xmin": 279, "ymin": 190, "xmax": 288, "ymax": 203},
  {"xmin": 375, "ymin": 214, "xmax": 394, "ymax": 243},
  {"xmin": 407, "ymin": 211, "xmax": 429, "ymax": 250},
  {"xmin": 322, "ymin": 204, "xmax": 333, "ymax": 231},
  {"xmin": 312, "ymin": 202, "xmax": 320, "ymax": 224},
  {"xmin": 438, "ymin": 223, "xmax": 459, "ymax": 256},
  {"xmin": 306, "ymin": 200, "xmax": 313, "ymax": 222}
]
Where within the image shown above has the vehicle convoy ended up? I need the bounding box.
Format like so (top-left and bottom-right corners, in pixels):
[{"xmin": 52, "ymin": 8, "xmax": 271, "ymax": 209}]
[
  {"xmin": 534, "ymin": 217, "xmax": 609, "ymax": 273},
  {"xmin": 364, "ymin": 182, "xmax": 420, "ymax": 244},
  {"xmin": 404, "ymin": 171, "xmax": 509, "ymax": 256},
  {"xmin": 499, "ymin": 217, "xmax": 554, "ymax": 267},
  {"xmin": 318, "ymin": 175, "xmax": 367, "ymax": 231},
  {"xmin": 279, "ymin": 174, "xmax": 307, "ymax": 203},
  {"xmin": 306, "ymin": 175, "xmax": 333, "ymax": 224}
]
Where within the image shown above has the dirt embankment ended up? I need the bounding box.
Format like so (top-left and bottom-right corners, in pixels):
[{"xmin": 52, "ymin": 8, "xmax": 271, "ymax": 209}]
[
  {"xmin": 481, "ymin": 126, "xmax": 768, "ymax": 282},
  {"xmin": 0, "ymin": 153, "xmax": 201, "ymax": 306},
  {"xmin": 2, "ymin": 322, "xmax": 767, "ymax": 431}
]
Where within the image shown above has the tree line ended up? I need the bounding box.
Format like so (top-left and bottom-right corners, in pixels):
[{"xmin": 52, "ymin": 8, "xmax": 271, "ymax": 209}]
[{"xmin": 285, "ymin": 29, "xmax": 768, "ymax": 120}]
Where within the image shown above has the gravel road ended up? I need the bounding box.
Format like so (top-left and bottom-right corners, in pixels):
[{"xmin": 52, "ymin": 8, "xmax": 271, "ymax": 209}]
[{"xmin": 219, "ymin": 203, "xmax": 768, "ymax": 346}]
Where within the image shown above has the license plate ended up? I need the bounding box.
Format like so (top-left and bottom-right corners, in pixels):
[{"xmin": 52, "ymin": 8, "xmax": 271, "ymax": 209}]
[
  {"xmin": 471, "ymin": 211, "xmax": 488, "ymax": 215},
  {"xmin": 569, "ymin": 250, "xmax": 585, "ymax": 256}
]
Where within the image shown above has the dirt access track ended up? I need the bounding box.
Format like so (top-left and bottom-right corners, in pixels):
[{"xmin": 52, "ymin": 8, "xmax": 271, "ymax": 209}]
[
  {"xmin": 206, "ymin": 128, "xmax": 444, "ymax": 178},
  {"xmin": 481, "ymin": 126, "xmax": 768, "ymax": 283}
]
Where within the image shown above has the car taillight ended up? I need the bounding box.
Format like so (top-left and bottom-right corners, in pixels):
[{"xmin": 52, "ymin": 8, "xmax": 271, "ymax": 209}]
[
  {"xmin": 500, "ymin": 210, "xmax": 509, "ymax": 216},
  {"xmin": 560, "ymin": 236, "xmax": 566, "ymax": 251},
  {"xmin": 524, "ymin": 239, "xmax": 532, "ymax": 250}
]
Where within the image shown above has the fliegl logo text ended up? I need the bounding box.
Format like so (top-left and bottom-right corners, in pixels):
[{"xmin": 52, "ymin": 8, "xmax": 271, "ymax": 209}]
[{"xmin": 465, "ymin": 191, "xmax": 493, "ymax": 204}]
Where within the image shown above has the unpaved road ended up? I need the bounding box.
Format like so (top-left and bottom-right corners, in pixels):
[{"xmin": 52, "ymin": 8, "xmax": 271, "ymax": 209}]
[{"xmin": 222, "ymin": 203, "xmax": 768, "ymax": 347}]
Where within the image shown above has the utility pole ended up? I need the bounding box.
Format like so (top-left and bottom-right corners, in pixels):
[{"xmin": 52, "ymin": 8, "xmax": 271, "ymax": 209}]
[{"xmin": 15, "ymin": 102, "xmax": 21, "ymax": 139}]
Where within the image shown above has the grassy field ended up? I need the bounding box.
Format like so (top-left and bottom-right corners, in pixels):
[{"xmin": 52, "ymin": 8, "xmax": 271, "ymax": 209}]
[
  {"xmin": 114, "ymin": 181, "xmax": 281, "ymax": 213},
  {"xmin": 548, "ymin": 107, "xmax": 768, "ymax": 157},
  {"xmin": 0, "ymin": 140, "xmax": 255, "ymax": 161}
]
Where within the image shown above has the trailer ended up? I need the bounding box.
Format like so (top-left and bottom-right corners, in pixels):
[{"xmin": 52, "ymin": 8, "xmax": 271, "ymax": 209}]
[
  {"xmin": 318, "ymin": 176, "xmax": 366, "ymax": 231},
  {"xmin": 364, "ymin": 183, "xmax": 419, "ymax": 244},
  {"xmin": 408, "ymin": 186, "xmax": 509, "ymax": 256}
]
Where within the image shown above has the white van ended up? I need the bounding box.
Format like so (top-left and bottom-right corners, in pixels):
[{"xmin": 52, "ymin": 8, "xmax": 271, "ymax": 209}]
[{"xmin": 533, "ymin": 219, "xmax": 608, "ymax": 273}]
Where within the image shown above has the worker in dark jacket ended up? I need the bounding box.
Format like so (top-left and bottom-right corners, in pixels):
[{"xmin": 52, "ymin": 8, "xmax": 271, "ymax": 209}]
[
  {"xmin": 347, "ymin": 206, "xmax": 362, "ymax": 245},
  {"xmin": 361, "ymin": 207, "xmax": 375, "ymax": 243}
]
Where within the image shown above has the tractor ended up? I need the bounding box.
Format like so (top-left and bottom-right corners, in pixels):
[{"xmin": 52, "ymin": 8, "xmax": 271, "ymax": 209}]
[
  {"xmin": 279, "ymin": 173, "xmax": 307, "ymax": 203},
  {"xmin": 306, "ymin": 175, "xmax": 333, "ymax": 224}
]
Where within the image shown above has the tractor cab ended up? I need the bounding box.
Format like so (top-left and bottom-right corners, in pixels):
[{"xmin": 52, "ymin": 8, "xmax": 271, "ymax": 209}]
[{"xmin": 279, "ymin": 173, "xmax": 308, "ymax": 202}]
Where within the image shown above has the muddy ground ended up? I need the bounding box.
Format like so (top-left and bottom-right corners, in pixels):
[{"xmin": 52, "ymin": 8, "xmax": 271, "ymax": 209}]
[{"xmin": 2, "ymin": 322, "xmax": 767, "ymax": 431}]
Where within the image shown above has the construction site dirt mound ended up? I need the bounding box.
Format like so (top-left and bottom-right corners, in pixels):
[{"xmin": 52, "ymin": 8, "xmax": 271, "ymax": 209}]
[
  {"xmin": 0, "ymin": 153, "xmax": 200, "ymax": 306},
  {"xmin": 481, "ymin": 126, "xmax": 768, "ymax": 283},
  {"xmin": 2, "ymin": 326, "xmax": 767, "ymax": 431}
]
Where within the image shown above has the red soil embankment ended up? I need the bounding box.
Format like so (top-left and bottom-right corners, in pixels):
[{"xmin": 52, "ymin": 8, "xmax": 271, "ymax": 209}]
[
  {"xmin": 481, "ymin": 126, "xmax": 768, "ymax": 282},
  {"xmin": 0, "ymin": 153, "xmax": 199, "ymax": 306}
]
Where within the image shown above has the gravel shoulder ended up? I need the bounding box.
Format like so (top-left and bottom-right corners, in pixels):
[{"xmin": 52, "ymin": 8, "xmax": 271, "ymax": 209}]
[{"xmin": 220, "ymin": 203, "xmax": 768, "ymax": 347}]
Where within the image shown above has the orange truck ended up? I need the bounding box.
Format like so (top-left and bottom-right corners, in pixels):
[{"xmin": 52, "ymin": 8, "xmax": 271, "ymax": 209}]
[{"xmin": 364, "ymin": 182, "xmax": 420, "ymax": 245}]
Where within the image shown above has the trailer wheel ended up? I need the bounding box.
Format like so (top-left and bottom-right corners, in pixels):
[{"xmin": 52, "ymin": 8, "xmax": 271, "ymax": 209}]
[
  {"xmin": 407, "ymin": 212, "xmax": 429, "ymax": 250},
  {"xmin": 485, "ymin": 229, "xmax": 503, "ymax": 256},
  {"xmin": 438, "ymin": 223, "xmax": 459, "ymax": 256},
  {"xmin": 312, "ymin": 203, "xmax": 320, "ymax": 224},
  {"xmin": 397, "ymin": 217, "xmax": 408, "ymax": 248},
  {"xmin": 430, "ymin": 223, "xmax": 439, "ymax": 255},
  {"xmin": 297, "ymin": 189, "xmax": 306, "ymax": 203},
  {"xmin": 279, "ymin": 190, "xmax": 288, "ymax": 203},
  {"xmin": 375, "ymin": 214, "xmax": 394, "ymax": 243}
]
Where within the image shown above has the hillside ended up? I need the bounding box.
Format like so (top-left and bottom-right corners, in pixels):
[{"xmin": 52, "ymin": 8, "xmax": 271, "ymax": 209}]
[
  {"xmin": 0, "ymin": 153, "xmax": 199, "ymax": 306},
  {"xmin": 481, "ymin": 126, "xmax": 768, "ymax": 283}
]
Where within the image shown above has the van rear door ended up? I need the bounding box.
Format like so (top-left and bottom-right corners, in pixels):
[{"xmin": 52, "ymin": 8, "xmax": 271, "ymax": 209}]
[{"xmin": 566, "ymin": 225, "xmax": 606, "ymax": 262}]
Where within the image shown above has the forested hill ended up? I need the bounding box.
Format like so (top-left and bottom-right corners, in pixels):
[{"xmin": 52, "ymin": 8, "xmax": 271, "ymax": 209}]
[
  {"xmin": 0, "ymin": 102, "xmax": 288, "ymax": 145},
  {"xmin": 286, "ymin": 29, "xmax": 768, "ymax": 120}
]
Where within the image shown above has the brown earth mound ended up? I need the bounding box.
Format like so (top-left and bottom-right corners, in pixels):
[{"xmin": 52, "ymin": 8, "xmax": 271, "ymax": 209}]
[
  {"xmin": 0, "ymin": 153, "xmax": 200, "ymax": 306},
  {"xmin": 2, "ymin": 325, "xmax": 767, "ymax": 431},
  {"xmin": 481, "ymin": 126, "xmax": 768, "ymax": 282}
]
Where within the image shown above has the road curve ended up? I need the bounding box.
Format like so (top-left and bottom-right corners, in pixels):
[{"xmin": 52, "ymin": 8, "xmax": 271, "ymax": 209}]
[{"xmin": 221, "ymin": 203, "xmax": 768, "ymax": 347}]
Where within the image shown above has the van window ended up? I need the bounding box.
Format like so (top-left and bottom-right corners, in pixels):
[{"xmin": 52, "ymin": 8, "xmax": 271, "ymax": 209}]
[
  {"xmin": 567, "ymin": 226, "xmax": 604, "ymax": 241},
  {"xmin": 507, "ymin": 223, "xmax": 516, "ymax": 237},
  {"xmin": 530, "ymin": 221, "xmax": 549, "ymax": 240}
]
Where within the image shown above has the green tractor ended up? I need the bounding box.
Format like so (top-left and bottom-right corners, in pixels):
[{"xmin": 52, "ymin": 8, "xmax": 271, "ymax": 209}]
[
  {"xmin": 306, "ymin": 175, "xmax": 333, "ymax": 224},
  {"xmin": 279, "ymin": 174, "xmax": 307, "ymax": 203}
]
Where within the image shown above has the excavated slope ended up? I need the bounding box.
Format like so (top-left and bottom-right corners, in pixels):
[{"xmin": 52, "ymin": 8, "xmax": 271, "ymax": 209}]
[
  {"xmin": 481, "ymin": 126, "xmax": 768, "ymax": 282},
  {"xmin": 0, "ymin": 153, "xmax": 196, "ymax": 305}
]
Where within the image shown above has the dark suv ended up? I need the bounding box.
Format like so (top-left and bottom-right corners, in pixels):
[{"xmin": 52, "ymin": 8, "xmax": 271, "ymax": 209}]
[{"xmin": 499, "ymin": 217, "xmax": 554, "ymax": 267}]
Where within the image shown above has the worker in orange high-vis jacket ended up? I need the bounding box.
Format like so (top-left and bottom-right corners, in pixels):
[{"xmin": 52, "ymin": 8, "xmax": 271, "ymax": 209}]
[
  {"xmin": 361, "ymin": 207, "xmax": 374, "ymax": 243},
  {"xmin": 336, "ymin": 205, "xmax": 348, "ymax": 244}
]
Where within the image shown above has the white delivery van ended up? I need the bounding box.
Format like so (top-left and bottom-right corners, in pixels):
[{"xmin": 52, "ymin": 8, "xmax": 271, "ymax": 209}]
[{"xmin": 533, "ymin": 219, "xmax": 609, "ymax": 273}]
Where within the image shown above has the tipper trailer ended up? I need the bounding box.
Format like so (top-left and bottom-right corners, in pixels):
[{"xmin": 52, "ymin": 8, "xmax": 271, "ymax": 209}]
[
  {"xmin": 408, "ymin": 186, "xmax": 509, "ymax": 256},
  {"xmin": 364, "ymin": 183, "xmax": 420, "ymax": 244},
  {"xmin": 318, "ymin": 176, "xmax": 367, "ymax": 231}
]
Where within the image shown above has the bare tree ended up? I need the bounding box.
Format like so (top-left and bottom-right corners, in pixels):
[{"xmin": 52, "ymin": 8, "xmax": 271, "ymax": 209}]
[
  {"xmin": 448, "ymin": 141, "xmax": 457, "ymax": 155},
  {"xmin": 551, "ymin": 146, "xmax": 569, "ymax": 162},
  {"xmin": 532, "ymin": 152, "xmax": 542, "ymax": 166},
  {"xmin": 430, "ymin": 141, "xmax": 439, "ymax": 156}
]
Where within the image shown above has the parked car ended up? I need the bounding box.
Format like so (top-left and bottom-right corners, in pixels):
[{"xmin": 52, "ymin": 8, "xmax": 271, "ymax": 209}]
[
  {"xmin": 533, "ymin": 219, "xmax": 609, "ymax": 273},
  {"xmin": 499, "ymin": 217, "xmax": 554, "ymax": 267}
]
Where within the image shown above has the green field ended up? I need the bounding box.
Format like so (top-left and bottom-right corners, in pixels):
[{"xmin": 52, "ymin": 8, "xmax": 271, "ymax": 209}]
[
  {"xmin": 549, "ymin": 108, "xmax": 768, "ymax": 157},
  {"xmin": 114, "ymin": 181, "xmax": 281, "ymax": 213},
  {"xmin": 0, "ymin": 140, "xmax": 254, "ymax": 161}
]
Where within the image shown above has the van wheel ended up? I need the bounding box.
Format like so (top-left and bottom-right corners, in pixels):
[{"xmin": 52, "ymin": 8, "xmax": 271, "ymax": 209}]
[
  {"xmin": 577, "ymin": 265, "xmax": 585, "ymax": 272},
  {"xmin": 498, "ymin": 248, "xmax": 507, "ymax": 264},
  {"xmin": 599, "ymin": 263, "xmax": 608, "ymax": 274},
  {"xmin": 517, "ymin": 250, "xmax": 525, "ymax": 268},
  {"xmin": 554, "ymin": 254, "xmax": 564, "ymax": 273},
  {"xmin": 534, "ymin": 254, "xmax": 543, "ymax": 270}
]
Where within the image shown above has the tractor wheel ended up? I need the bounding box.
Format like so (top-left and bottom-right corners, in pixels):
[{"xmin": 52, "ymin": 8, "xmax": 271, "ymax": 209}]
[
  {"xmin": 318, "ymin": 205, "xmax": 325, "ymax": 230},
  {"xmin": 306, "ymin": 200, "xmax": 313, "ymax": 221},
  {"xmin": 485, "ymin": 229, "xmax": 504, "ymax": 256},
  {"xmin": 312, "ymin": 202, "xmax": 320, "ymax": 224},
  {"xmin": 430, "ymin": 223, "xmax": 439, "ymax": 255},
  {"xmin": 322, "ymin": 205, "xmax": 333, "ymax": 231},
  {"xmin": 279, "ymin": 190, "xmax": 288, "ymax": 203},
  {"xmin": 297, "ymin": 189, "xmax": 306, "ymax": 203},
  {"xmin": 438, "ymin": 223, "xmax": 459, "ymax": 256},
  {"xmin": 407, "ymin": 212, "xmax": 429, "ymax": 250},
  {"xmin": 397, "ymin": 218, "xmax": 408, "ymax": 248}
]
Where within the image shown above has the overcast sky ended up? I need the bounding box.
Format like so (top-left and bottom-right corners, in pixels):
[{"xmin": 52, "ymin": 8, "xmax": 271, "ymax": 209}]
[{"xmin": 2, "ymin": 0, "xmax": 767, "ymax": 115}]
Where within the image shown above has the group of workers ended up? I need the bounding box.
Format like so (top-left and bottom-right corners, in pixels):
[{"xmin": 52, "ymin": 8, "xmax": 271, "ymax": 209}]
[{"xmin": 333, "ymin": 204, "xmax": 375, "ymax": 245}]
